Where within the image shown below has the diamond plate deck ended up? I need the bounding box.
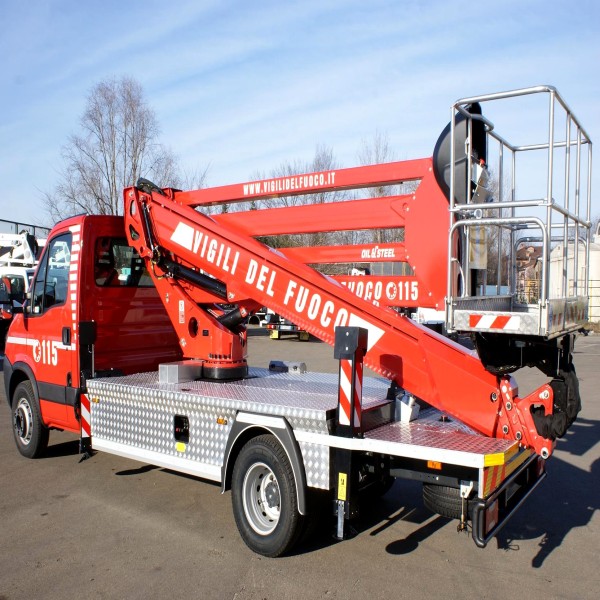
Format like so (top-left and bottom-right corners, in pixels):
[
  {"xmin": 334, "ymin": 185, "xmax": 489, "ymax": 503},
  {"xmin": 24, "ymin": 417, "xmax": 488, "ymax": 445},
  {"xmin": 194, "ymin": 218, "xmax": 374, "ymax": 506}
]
[
  {"xmin": 89, "ymin": 367, "xmax": 391, "ymax": 428},
  {"xmin": 453, "ymin": 296, "xmax": 513, "ymax": 312},
  {"xmin": 365, "ymin": 407, "xmax": 515, "ymax": 456},
  {"xmin": 87, "ymin": 368, "xmax": 514, "ymax": 486},
  {"xmin": 87, "ymin": 368, "xmax": 391, "ymax": 488}
]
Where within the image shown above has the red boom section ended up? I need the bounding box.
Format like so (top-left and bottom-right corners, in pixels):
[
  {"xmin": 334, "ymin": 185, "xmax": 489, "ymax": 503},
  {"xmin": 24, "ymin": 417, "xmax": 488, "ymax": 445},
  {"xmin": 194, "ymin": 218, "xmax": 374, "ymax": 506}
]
[
  {"xmin": 175, "ymin": 159, "xmax": 431, "ymax": 205},
  {"xmin": 206, "ymin": 161, "xmax": 449, "ymax": 311},
  {"xmin": 124, "ymin": 183, "xmax": 555, "ymax": 457}
]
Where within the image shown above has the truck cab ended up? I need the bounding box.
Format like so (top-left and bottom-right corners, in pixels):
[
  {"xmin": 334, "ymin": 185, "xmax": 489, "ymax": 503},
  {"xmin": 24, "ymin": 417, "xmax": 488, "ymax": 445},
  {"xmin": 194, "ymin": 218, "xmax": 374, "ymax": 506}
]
[{"xmin": 3, "ymin": 215, "xmax": 181, "ymax": 455}]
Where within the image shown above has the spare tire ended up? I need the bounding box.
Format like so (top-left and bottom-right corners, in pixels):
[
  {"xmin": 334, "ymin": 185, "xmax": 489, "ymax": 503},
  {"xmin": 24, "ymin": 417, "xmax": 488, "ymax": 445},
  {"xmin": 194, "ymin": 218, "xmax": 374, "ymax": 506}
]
[
  {"xmin": 432, "ymin": 102, "xmax": 486, "ymax": 205},
  {"xmin": 423, "ymin": 484, "xmax": 474, "ymax": 520}
]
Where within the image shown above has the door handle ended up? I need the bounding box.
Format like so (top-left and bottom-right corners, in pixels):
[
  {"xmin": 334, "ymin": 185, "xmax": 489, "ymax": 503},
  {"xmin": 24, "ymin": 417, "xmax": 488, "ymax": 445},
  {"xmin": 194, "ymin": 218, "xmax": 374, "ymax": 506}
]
[{"xmin": 62, "ymin": 326, "xmax": 71, "ymax": 346}]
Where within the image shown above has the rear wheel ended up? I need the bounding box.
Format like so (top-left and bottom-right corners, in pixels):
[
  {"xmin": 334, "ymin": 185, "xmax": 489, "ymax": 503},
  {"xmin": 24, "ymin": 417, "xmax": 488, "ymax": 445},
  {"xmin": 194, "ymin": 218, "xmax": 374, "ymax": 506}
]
[
  {"xmin": 12, "ymin": 381, "xmax": 48, "ymax": 459},
  {"xmin": 232, "ymin": 434, "xmax": 302, "ymax": 557}
]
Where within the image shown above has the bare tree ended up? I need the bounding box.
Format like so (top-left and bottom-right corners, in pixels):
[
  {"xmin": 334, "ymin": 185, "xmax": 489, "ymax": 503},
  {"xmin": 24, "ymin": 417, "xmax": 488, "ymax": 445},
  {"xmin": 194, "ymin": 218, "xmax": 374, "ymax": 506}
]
[
  {"xmin": 480, "ymin": 169, "xmax": 516, "ymax": 289},
  {"xmin": 250, "ymin": 145, "xmax": 339, "ymax": 211},
  {"xmin": 358, "ymin": 130, "xmax": 409, "ymax": 245},
  {"xmin": 176, "ymin": 164, "xmax": 210, "ymax": 192},
  {"xmin": 44, "ymin": 76, "xmax": 182, "ymax": 221},
  {"xmin": 248, "ymin": 145, "xmax": 341, "ymax": 251},
  {"xmin": 358, "ymin": 130, "xmax": 394, "ymax": 170}
]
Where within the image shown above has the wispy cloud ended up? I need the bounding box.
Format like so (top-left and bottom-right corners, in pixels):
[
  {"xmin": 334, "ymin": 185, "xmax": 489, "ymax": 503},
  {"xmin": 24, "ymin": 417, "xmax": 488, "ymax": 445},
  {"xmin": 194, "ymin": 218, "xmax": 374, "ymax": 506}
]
[{"xmin": 0, "ymin": 0, "xmax": 598, "ymax": 226}]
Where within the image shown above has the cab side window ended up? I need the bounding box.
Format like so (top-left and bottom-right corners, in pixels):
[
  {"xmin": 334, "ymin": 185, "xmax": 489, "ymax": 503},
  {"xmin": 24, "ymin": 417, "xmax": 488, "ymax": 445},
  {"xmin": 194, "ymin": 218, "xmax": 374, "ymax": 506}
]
[
  {"xmin": 95, "ymin": 237, "xmax": 153, "ymax": 287},
  {"xmin": 31, "ymin": 233, "xmax": 72, "ymax": 314}
]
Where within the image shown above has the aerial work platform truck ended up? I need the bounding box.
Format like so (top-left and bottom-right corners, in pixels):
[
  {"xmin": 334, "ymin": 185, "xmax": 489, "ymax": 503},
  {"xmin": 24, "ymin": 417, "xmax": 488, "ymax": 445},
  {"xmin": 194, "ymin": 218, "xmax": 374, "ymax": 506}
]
[{"xmin": 3, "ymin": 86, "xmax": 591, "ymax": 556}]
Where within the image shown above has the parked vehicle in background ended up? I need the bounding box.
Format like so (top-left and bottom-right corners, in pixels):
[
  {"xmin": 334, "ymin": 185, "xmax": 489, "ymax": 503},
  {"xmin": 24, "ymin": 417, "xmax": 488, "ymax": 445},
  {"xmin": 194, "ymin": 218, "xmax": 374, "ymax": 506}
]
[
  {"xmin": 264, "ymin": 309, "xmax": 310, "ymax": 340},
  {"xmin": 0, "ymin": 231, "xmax": 44, "ymax": 346}
]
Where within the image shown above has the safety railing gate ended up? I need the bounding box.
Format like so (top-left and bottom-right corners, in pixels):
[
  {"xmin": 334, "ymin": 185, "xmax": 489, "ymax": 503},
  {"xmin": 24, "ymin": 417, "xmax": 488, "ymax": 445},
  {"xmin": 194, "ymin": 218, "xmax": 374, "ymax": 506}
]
[{"xmin": 444, "ymin": 86, "xmax": 593, "ymax": 338}]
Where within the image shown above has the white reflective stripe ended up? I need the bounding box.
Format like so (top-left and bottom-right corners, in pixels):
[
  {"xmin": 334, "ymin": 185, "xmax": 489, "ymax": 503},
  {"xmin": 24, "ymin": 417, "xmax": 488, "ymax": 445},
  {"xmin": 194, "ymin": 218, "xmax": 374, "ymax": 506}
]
[
  {"xmin": 5, "ymin": 336, "xmax": 76, "ymax": 351},
  {"xmin": 294, "ymin": 430, "xmax": 491, "ymax": 469},
  {"xmin": 59, "ymin": 343, "xmax": 76, "ymax": 351},
  {"xmin": 92, "ymin": 438, "xmax": 222, "ymax": 482},
  {"xmin": 235, "ymin": 413, "xmax": 286, "ymax": 429},
  {"xmin": 6, "ymin": 335, "xmax": 35, "ymax": 347}
]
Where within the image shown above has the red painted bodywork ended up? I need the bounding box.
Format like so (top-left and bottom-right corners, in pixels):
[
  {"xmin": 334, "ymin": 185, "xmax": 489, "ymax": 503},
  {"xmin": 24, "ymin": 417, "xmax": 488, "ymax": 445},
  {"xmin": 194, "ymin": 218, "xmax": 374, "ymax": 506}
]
[
  {"xmin": 5, "ymin": 215, "xmax": 181, "ymax": 433},
  {"xmin": 4, "ymin": 157, "xmax": 556, "ymax": 457},
  {"xmin": 122, "ymin": 158, "xmax": 555, "ymax": 457}
]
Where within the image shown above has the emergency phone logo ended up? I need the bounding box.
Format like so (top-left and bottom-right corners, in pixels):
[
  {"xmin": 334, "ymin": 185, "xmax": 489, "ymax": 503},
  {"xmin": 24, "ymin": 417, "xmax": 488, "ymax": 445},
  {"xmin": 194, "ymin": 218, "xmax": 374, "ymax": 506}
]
[
  {"xmin": 32, "ymin": 340, "xmax": 42, "ymax": 363},
  {"xmin": 31, "ymin": 338, "xmax": 60, "ymax": 366}
]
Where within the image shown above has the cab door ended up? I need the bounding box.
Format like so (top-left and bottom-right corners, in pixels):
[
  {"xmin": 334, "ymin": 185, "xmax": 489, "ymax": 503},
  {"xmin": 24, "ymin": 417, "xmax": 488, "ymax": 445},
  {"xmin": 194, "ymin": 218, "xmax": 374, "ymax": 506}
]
[{"xmin": 25, "ymin": 227, "xmax": 78, "ymax": 430}]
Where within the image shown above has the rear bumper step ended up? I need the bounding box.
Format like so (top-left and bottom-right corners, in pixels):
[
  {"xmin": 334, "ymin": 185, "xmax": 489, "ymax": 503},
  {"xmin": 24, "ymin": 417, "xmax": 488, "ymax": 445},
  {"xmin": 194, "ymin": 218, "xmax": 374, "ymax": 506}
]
[{"xmin": 471, "ymin": 453, "xmax": 546, "ymax": 548}]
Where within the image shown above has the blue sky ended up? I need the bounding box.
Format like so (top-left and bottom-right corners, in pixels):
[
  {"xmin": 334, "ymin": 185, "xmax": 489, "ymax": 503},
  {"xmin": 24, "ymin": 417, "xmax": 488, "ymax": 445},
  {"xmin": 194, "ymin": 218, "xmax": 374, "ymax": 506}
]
[{"xmin": 1, "ymin": 0, "xmax": 599, "ymax": 229}]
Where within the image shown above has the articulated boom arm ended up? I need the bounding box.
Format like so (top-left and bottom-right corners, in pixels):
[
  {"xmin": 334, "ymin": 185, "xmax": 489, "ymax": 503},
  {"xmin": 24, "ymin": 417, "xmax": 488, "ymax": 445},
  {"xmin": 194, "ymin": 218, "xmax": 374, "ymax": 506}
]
[
  {"xmin": 177, "ymin": 158, "xmax": 449, "ymax": 310},
  {"xmin": 123, "ymin": 179, "xmax": 555, "ymax": 458}
]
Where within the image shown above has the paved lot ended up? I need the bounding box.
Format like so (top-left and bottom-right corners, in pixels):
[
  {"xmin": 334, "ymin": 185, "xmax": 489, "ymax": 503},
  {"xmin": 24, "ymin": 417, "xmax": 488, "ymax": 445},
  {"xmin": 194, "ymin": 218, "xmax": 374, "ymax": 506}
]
[{"xmin": 1, "ymin": 330, "xmax": 599, "ymax": 600}]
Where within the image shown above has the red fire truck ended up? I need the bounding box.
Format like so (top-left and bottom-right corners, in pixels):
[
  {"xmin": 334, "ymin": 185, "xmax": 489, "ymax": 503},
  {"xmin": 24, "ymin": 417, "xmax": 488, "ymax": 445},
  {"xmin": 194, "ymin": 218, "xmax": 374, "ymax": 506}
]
[{"xmin": 3, "ymin": 86, "xmax": 591, "ymax": 556}]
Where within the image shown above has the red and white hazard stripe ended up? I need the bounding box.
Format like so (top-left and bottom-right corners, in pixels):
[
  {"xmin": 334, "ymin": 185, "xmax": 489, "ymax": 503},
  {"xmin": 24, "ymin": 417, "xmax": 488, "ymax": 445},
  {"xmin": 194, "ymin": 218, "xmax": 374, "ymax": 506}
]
[
  {"xmin": 338, "ymin": 358, "xmax": 363, "ymax": 428},
  {"xmin": 80, "ymin": 393, "xmax": 91, "ymax": 439},
  {"xmin": 468, "ymin": 314, "xmax": 521, "ymax": 331}
]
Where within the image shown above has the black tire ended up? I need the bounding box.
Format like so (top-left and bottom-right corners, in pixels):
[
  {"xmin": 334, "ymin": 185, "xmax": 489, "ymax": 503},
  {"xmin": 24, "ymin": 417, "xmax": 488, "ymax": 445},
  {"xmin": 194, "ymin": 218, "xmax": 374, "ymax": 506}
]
[
  {"xmin": 12, "ymin": 381, "xmax": 49, "ymax": 459},
  {"xmin": 232, "ymin": 434, "xmax": 302, "ymax": 557},
  {"xmin": 422, "ymin": 484, "xmax": 474, "ymax": 520}
]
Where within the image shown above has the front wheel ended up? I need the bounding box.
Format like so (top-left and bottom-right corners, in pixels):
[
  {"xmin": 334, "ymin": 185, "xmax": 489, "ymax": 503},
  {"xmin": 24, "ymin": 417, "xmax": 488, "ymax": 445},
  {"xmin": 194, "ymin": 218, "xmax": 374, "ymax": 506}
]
[
  {"xmin": 12, "ymin": 381, "xmax": 49, "ymax": 458},
  {"xmin": 232, "ymin": 434, "xmax": 302, "ymax": 557}
]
